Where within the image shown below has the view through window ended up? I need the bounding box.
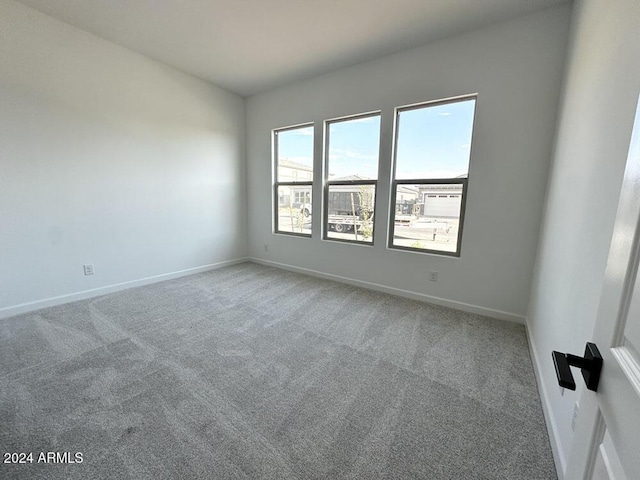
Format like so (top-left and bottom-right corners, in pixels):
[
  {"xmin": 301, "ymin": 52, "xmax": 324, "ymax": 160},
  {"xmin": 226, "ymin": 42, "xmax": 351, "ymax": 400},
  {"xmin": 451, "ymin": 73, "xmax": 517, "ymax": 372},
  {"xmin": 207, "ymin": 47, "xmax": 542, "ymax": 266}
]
[
  {"xmin": 324, "ymin": 113, "xmax": 381, "ymax": 244},
  {"xmin": 390, "ymin": 96, "xmax": 476, "ymax": 255},
  {"xmin": 273, "ymin": 124, "xmax": 314, "ymax": 236}
]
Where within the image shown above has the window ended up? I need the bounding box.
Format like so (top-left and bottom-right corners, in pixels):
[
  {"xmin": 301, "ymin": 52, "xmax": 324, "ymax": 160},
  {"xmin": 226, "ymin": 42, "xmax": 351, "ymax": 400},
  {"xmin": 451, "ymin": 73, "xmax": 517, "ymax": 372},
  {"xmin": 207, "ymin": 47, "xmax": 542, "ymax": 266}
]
[
  {"xmin": 273, "ymin": 124, "xmax": 314, "ymax": 236},
  {"xmin": 324, "ymin": 113, "xmax": 381, "ymax": 244},
  {"xmin": 389, "ymin": 96, "xmax": 476, "ymax": 256}
]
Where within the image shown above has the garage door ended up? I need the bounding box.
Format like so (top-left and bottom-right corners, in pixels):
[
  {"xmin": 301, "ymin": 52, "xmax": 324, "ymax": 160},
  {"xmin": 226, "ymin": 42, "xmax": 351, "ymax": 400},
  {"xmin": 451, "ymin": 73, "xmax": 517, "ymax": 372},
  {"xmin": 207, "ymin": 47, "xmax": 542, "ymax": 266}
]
[{"xmin": 423, "ymin": 194, "xmax": 462, "ymax": 217}]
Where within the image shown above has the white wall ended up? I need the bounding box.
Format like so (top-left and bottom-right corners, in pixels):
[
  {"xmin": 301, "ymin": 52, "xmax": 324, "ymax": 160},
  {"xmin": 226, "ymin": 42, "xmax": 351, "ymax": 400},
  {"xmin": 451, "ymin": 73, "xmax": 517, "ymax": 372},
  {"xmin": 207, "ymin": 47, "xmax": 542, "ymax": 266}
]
[
  {"xmin": 0, "ymin": 0, "xmax": 247, "ymax": 316},
  {"xmin": 246, "ymin": 6, "xmax": 572, "ymax": 321},
  {"xmin": 527, "ymin": 0, "xmax": 640, "ymax": 475}
]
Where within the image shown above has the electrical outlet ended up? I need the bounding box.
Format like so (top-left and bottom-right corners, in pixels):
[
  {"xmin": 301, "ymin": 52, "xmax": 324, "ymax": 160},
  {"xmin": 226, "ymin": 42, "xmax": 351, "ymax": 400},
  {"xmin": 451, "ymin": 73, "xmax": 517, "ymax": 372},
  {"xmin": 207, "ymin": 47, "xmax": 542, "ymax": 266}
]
[
  {"xmin": 264, "ymin": 244, "xmax": 269, "ymax": 252},
  {"xmin": 83, "ymin": 264, "xmax": 94, "ymax": 276},
  {"xmin": 429, "ymin": 271, "xmax": 438, "ymax": 282},
  {"xmin": 571, "ymin": 402, "xmax": 579, "ymax": 431}
]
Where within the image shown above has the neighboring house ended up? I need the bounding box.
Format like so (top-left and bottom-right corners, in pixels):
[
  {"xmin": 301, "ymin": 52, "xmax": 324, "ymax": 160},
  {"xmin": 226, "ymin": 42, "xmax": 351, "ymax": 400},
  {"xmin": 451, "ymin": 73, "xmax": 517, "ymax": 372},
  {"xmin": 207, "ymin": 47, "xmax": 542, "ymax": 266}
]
[
  {"xmin": 412, "ymin": 174, "xmax": 467, "ymax": 218},
  {"xmin": 277, "ymin": 159, "xmax": 312, "ymax": 207},
  {"xmin": 416, "ymin": 184, "xmax": 463, "ymax": 218},
  {"xmin": 393, "ymin": 183, "xmax": 463, "ymax": 219},
  {"xmin": 395, "ymin": 185, "xmax": 419, "ymax": 215}
]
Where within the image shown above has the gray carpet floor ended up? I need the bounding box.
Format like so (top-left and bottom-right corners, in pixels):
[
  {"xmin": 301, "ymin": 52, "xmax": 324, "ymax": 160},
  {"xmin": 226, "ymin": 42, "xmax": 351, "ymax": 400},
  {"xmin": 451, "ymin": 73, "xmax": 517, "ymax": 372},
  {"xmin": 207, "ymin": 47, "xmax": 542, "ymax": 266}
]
[{"xmin": 0, "ymin": 262, "xmax": 556, "ymax": 479}]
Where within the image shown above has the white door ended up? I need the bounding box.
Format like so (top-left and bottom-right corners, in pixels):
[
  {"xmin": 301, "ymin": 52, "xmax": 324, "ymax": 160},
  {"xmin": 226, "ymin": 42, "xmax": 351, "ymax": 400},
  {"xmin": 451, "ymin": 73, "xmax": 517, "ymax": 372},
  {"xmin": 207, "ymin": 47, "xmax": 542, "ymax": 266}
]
[{"xmin": 564, "ymin": 97, "xmax": 640, "ymax": 479}]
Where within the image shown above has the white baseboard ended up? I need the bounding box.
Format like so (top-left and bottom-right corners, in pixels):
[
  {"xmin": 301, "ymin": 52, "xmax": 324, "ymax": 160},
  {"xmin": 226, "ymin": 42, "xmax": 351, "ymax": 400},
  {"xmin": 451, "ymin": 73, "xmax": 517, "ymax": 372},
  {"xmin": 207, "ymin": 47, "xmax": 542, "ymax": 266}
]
[
  {"xmin": 0, "ymin": 257, "xmax": 249, "ymax": 320},
  {"xmin": 249, "ymin": 257, "xmax": 525, "ymax": 324},
  {"xmin": 526, "ymin": 323, "xmax": 566, "ymax": 479}
]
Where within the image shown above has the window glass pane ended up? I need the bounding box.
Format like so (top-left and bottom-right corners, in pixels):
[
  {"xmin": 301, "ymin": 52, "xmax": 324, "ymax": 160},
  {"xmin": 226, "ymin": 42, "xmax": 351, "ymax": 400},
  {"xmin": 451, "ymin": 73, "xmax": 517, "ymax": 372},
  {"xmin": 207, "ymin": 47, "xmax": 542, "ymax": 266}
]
[
  {"xmin": 395, "ymin": 99, "xmax": 475, "ymax": 180},
  {"xmin": 327, "ymin": 115, "xmax": 380, "ymax": 180},
  {"xmin": 277, "ymin": 185, "xmax": 312, "ymax": 235},
  {"xmin": 277, "ymin": 126, "xmax": 314, "ymax": 180},
  {"xmin": 326, "ymin": 184, "xmax": 375, "ymax": 243},
  {"xmin": 391, "ymin": 184, "xmax": 462, "ymax": 253}
]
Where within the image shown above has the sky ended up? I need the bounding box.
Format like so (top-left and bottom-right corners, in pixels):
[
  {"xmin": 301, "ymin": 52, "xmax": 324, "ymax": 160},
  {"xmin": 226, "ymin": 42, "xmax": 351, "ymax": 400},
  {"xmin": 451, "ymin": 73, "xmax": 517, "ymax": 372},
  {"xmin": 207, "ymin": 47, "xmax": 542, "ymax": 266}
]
[
  {"xmin": 277, "ymin": 98, "xmax": 476, "ymax": 179},
  {"xmin": 328, "ymin": 116, "xmax": 381, "ymax": 178},
  {"xmin": 276, "ymin": 126, "xmax": 314, "ymax": 169}
]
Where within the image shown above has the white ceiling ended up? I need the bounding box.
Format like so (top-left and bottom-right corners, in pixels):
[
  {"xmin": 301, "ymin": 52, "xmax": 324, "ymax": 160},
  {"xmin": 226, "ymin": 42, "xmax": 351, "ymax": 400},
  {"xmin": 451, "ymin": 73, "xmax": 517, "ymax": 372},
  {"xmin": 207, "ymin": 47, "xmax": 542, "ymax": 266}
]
[{"xmin": 16, "ymin": 0, "xmax": 570, "ymax": 97}]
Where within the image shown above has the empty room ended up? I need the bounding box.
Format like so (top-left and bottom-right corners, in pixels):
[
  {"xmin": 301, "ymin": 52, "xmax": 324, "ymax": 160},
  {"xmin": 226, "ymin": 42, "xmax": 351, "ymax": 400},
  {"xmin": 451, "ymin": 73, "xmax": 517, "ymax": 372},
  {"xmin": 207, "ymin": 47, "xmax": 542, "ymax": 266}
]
[{"xmin": 2, "ymin": 0, "xmax": 639, "ymax": 479}]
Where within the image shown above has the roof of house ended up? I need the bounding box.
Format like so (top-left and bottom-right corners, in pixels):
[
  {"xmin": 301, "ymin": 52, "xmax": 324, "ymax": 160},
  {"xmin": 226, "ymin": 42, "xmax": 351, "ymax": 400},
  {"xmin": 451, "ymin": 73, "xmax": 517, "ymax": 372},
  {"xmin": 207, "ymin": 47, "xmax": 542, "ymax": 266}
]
[
  {"xmin": 327, "ymin": 174, "xmax": 373, "ymax": 181},
  {"xmin": 278, "ymin": 159, "xmax": 313, "ymax": 171}
]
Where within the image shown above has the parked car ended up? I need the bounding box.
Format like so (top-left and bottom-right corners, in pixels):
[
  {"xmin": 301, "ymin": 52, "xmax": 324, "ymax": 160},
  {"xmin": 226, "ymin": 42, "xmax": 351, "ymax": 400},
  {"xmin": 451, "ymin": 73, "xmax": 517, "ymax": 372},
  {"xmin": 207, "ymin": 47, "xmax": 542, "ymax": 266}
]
[{"xmin": 300, "ymin": 203, "xmax": 312, "ymax": 217}]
